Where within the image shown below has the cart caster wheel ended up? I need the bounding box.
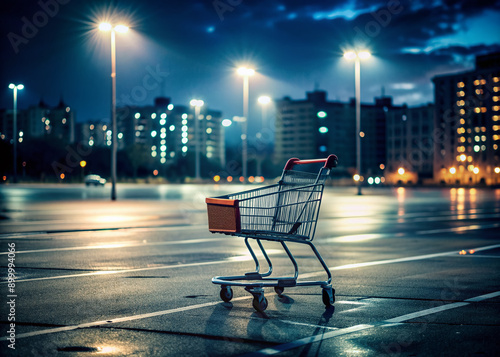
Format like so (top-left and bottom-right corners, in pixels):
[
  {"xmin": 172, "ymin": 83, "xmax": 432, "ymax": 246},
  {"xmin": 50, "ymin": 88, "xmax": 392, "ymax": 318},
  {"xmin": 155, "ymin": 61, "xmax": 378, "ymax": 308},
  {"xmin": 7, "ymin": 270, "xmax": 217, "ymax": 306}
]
[
  {"xmin": 252, "ymin": 295, "xmax": 268, "ymax": 312},
  {"xmin": 274, "ymin": 286, "xmax": 285, "ymax": 296},
  {"xmin": 322, "ymin": 287, "xmax": 335, "ymax": 307},
  {"xmin": 220, "ymin": 286, "xmax": 233, "ymax": 303}
]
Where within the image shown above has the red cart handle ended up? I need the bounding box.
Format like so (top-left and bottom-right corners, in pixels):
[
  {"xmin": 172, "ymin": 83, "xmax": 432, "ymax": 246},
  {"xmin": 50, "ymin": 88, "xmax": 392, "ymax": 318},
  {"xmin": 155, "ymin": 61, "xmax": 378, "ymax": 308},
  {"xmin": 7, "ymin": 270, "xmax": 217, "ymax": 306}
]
[{"xmin": 284, "ymin": 154, "xmax": 338, "ymax": 170}]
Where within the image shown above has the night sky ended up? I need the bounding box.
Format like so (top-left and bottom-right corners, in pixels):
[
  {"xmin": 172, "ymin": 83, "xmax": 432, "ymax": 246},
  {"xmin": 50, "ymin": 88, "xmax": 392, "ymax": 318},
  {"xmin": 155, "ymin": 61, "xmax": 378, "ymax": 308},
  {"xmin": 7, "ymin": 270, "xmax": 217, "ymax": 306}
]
[{"xmin": 2, "ymin": 0, "xmax": 500, "ymax": 135}]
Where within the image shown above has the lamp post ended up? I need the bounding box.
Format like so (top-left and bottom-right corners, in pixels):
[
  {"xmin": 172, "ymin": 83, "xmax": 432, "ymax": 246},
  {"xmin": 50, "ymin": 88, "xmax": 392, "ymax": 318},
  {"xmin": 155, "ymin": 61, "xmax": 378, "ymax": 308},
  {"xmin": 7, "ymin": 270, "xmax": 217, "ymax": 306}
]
[
  {"xmin": 9, "ymin": 83, "xmax": 24, "ymax": 183},
  {"xmin": 99, "ymin": 22, "xmax": 129, "ymax": 200},
  {"xmin": 257, "ymin": 95, "xmax": 271, "ymax": 177},
  {"xmin": 237, "ymin": 67, "xmax": 255, "ymax": 181},
  {"xmin": 344, "ymin": 50, "xmax": 371, "ymax": 195},
  {"xmin": 221, "ymin": 118, "xmax": 232, "ymax": 169},
  {"xmin": 190, "ymin": 99, "xmax": 204, "ymax": 180}
]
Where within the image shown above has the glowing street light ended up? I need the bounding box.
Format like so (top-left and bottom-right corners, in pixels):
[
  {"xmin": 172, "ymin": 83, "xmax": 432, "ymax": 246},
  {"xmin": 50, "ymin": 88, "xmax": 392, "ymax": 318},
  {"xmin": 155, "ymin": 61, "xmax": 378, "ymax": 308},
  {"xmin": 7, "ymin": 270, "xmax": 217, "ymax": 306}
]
[
  {"xmin": 9, "ymin": 83, "xmax": 24, "ymax": 183},
  {"xmin": 221, "ymin": 118, "xmax": 232, "ymax": 169},
  {"xmin": 99, "ymin": 22, "xmax": 129, "ymax": 200},
  {"xmin": 237, "ymin": 66, "xmax": 255, "ymax": 180},
  {"xmin": 344, "ymin": 50, "xmax": 371, "ymax": 195},
  {"xmin": 190, "ymin": 99, "xmax": 204, "ymax": 180}
]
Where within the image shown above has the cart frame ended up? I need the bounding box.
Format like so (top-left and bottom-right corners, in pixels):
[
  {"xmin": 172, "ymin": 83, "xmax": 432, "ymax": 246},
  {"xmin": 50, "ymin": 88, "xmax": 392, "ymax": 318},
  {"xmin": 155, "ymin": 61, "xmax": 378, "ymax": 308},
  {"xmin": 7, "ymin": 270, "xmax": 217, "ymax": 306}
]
[{"xmin": 206, "ymin": 155, "xmax": 338, "ymax": 312}]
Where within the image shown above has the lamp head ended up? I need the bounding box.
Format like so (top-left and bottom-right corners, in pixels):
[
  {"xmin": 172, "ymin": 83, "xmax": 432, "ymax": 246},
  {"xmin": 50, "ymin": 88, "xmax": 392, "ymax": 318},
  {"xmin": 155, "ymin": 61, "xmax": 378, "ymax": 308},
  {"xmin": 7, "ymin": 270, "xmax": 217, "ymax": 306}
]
[
  {"xmin": 99, "ymin": 22, "xmax": 112, "ymax": 31},
  {"xmin": 115, "ymin": 25, "xmax": 129, "ymax": 33},
  {"xmin": 237, "ymin": 67, "xmax": 255, "ymax": 76},
  {"xmin": 343, "ymin": 51, "xmax": 357, "ymax": 60}
]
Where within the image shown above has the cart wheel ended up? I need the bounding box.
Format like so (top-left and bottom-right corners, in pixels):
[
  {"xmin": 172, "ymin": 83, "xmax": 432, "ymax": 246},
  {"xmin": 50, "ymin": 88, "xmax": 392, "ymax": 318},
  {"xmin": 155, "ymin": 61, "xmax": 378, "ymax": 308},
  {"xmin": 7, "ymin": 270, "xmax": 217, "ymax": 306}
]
[
  {"xmin": 220, "ymin": 286, "xmax": 233, "ymax": 303},
  {"xmin": 252, "ymin": 295, "xmax": 268, "ymax": 312},
  {"xmin": 322, "ymin": 287, "xmax": 335, "ymax": 306},
  {"xmin": 274, "ymin": 286, "xmax": 285, "ymax": 296}
]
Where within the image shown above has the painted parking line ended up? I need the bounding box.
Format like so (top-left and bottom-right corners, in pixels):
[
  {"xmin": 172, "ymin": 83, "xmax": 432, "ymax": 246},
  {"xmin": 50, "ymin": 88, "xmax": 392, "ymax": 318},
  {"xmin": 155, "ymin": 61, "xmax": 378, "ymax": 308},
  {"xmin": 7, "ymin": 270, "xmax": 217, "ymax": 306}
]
[
  {"xmin": 1, "ymin": 245, "xmax": 499, "ymax": 342},
  {"xmin": 0, "ymin": 237, "xmax": 226, "ymax": 255},
  {"xmin": 246, "ymin": 290, "xmax": 500, "ymax": 356},
  {"xmin": 0, "ymin": 297, "xmax": 252, "ymax": 341},
  {"xmin": 4, "ymin": 241, "xmax": 500, "ymax": 284}
]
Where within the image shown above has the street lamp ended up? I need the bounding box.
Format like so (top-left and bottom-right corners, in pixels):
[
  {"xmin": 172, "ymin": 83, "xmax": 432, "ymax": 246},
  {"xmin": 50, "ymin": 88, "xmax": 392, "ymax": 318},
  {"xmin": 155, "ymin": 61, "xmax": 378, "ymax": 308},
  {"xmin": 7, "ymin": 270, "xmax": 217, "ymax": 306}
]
[
  {"xmin": 257, "ymin": 95, "xmax": 271, "ymax": 129},
  {"xmin": 257, "ymin": 95, "xmax": 271, "ymax": 177},
  {"xmin": 344, "ymin": 50, "xmax": 371, "ymax": 195},
  {"xmin": 237, "ymin": 66, "xmax": 255, "ymax": 180},
  {"xmin": 221, "ymin": 118, "xmax": 232, "ymax": 169},
  {"xmin": 190, "ymin": 99, "xmax": 204, "ymax": 180},
  {"xmin": 9, "ymin": 83, "xmax": 24, "ymax": 183},
  {"xmin": 99, "ymin": 22, "xmax": 129, "ymax": 201}
]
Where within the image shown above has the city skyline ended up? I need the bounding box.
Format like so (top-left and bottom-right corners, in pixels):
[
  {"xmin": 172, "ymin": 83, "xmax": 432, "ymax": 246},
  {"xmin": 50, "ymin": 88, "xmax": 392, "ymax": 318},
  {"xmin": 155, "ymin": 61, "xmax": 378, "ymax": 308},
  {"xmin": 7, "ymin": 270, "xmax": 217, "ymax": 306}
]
[{"xmin": 1, "ymin": 0, "xmax": 500, "ymax": 130}]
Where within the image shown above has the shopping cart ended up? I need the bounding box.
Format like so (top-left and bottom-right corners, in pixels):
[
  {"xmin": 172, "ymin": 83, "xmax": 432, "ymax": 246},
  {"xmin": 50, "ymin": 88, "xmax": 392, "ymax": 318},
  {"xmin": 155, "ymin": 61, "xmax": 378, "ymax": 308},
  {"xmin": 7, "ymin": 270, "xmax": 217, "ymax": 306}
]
[{"xmin": 206, "ymin": 155, "xmax": 338, "ymax": 312}]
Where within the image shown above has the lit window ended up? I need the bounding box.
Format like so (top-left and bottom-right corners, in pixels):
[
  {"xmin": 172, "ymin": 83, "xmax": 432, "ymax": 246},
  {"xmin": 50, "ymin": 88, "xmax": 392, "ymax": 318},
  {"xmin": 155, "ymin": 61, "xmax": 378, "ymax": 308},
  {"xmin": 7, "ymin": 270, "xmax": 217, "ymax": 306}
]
[
  {"xmin": 206, "ymin": 128, "xmax": 212, "ymax": 134},
  {"xmin": 160, "ymin": 132, "xmax": 166, "ymax": 139},
  {"xmin": 474, "ymin": 145, "xmax": 480, "ymax": 152},
  {"xmin": 160, "ymin": 119, "xmax": 166, "ymax": 126},
  {"xmin": 169, "ymin": 125, "xmax": 175, "ymax": 131},
  {"xmin": 160, "ymin": 158, "xmax": 166, "ymax": 164},
  {"xmin": 160, "ymin": 145, "xmax": 166, "ymax": 152},
  {"xmin": 474, "ymin": 80, "xmax": 480, "ymax": 86},
  {"xmin": 481, "ymin": 135, "xmax": 486, "ymax": 141},
  {"xmin": 118, "ymin": 133, "xmax": 123, "ymax": 139},
  {"xmin": 182, "ymin": 132, "xmax": 188, "ymax": 138},
  {"xmin": 493, "ymin": 125, "xmax": 500, "ymax": 131},
  {"xmin": 161, "ymin": 113, "xmax": 167, "ymax": 119},
  {"xmin": 481, "ymin": 145, "xmax": 486, "ymax": 151},
  {"xmin": 494, "ymin": 116, "xmax": 499, "ymax": 121},
  {"xmin": 318, "ymin": 126, "xmax": 328, "ymax": 133},
  {"xmin": 182, "ymin": 125, "xmax": 188, "ymax": 132},
  {"xmin": 457, "ymin": 82, "xmax": 465, "ymax": 88},
  {"xmin": 161, "ymin": 128, "xmax": 166, "ymax": 133},
  {"xmin": 181, "ymin": 138, "xmax": 188, "ymax": 144},
  {"xmin": 182, "ymin": 119, "xmax": 188, "ymax": 125},
  {"xmin": 168, "ymin": 104, "xmax": 174, "ymax": 110},
  {"xmin": 459, "ymin": 109, "xmax": 465, "ymax": 115},
  {"xmin": 182, "ymin": 114, "xmax": 188, "ymax": 119},
  {"xmin": 151, "ymin": 130, "xmax": 157, "ymax": 138},
  {"xmin": 474, "ymin": 136, "xmax": 480, "ymax": 142},
  {"xmin": 494, "ymin": 106, "xmax": 500, "ymax": 111},
  {"xmin": 151, "ymin": 146, "xmax": 157, "ymax": 151},
  {"xmin": 474, "ymin": 107, "xmax": 480, "ymax": 113},
  {"xmin": 161, "ymin": 140, "xmax": 166, "ymax": 145},
  {"xmin": 182, "ymin": 146, "xmax": 188, "ymax": 152},
  {"xmin": 135, "ymin": 113, "xmax": 140, "ymax": 119},
  {"xmin": 151, "ymin": 151, "xmax": 157, "ymax": 157},
  {"xmin": 317, "ymin": 111, "xmax": 327, "ymax": 118},
  {"xmin": 460, "ymin": 119, "xmax": 465, "ymax": 125},
  {"xmin": 62, "ymin": 118, "xmax": 67, "ymax": 124},
  {"xmin": 151, "ymin": 113, "xmax": 157, "ymax": 119},
  {"xmin": 494, "ymin": 96, "xmax": 499, "ymax": 102}
]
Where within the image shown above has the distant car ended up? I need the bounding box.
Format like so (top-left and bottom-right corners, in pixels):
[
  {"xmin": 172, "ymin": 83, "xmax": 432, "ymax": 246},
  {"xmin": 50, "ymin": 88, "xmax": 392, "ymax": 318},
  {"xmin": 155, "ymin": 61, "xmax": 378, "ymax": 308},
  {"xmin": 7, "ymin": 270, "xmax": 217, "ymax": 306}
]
[{"xmin": 84, "ymin": 174, "xmax": 106, "ymax": 186}]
